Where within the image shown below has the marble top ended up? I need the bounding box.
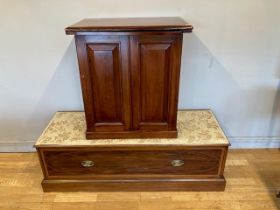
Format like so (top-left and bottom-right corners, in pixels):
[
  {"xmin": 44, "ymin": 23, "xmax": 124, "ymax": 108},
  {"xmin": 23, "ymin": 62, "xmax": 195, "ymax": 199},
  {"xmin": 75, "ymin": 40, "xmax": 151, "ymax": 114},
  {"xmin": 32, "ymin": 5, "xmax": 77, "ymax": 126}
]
[{"xmin": 35, "ymin": 110, "xmax": 229, "ymax": 147}]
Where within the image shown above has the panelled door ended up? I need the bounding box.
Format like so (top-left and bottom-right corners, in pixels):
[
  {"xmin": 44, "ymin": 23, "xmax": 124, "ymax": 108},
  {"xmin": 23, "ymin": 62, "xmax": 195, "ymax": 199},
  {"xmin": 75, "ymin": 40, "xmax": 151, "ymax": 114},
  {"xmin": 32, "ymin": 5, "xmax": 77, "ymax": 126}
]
[
  {"xmin": 75, "ymin": 35, "xmax": 131, "ymax": 132},
  {"xmin": 130, "ymin": 34, "xmax": 183, "ymax": 131}
]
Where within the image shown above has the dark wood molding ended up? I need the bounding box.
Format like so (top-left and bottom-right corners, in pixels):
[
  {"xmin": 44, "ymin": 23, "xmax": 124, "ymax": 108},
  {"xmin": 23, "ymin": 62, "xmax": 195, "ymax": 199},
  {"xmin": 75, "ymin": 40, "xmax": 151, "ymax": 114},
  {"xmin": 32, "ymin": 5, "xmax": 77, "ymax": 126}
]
[
  {"xmin": 86, "ymin": 130, "xmax": 177, "ymax": 139},
  {"xmin": 65, "ymin": 17, "xmax": 193, "ymax": 34},
  {"xmin": 42, "ymin": 177, "xmax": 226, "ymax": 192}
]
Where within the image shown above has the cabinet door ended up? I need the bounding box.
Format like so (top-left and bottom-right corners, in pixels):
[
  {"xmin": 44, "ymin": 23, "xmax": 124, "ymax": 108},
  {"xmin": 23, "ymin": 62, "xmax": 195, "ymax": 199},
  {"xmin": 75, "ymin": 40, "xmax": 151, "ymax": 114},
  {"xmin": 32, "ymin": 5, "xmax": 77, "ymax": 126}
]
[
  {"xmin": 75, "ymin": 35, "xmax": 131, "ymax": 132},
  {"xmin": 130, "ymin": 34, "xmax": 183, "ymax": 131}
]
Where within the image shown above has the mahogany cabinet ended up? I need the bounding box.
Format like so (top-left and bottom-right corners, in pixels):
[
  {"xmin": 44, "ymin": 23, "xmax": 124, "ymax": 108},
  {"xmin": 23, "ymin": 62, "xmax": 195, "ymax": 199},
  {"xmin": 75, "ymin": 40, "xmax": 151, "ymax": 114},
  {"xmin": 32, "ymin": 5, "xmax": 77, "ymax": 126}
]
[{"xmin": 65, "ymin": 17, "xmax": 193, "ymax": 139}]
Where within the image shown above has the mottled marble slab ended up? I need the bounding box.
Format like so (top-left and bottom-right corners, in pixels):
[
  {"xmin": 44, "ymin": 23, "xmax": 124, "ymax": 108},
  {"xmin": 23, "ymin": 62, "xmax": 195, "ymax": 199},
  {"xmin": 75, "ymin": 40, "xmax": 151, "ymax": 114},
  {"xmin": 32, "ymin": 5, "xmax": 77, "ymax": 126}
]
[{"xmin": 35, "ymin": 110, "xmax": 229, "ymax": 146}]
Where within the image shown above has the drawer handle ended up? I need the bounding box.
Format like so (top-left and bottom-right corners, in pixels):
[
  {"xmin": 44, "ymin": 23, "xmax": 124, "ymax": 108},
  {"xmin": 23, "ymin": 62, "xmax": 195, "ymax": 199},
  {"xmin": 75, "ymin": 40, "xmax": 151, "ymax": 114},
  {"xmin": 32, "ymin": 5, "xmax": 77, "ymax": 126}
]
[
  {"xmin": 171, "ymin": 160, "xmax": 184, "ymax": 167},
  {"xmin": 81, "ymin": 160, "xmax": 94, "ymax": 168}
]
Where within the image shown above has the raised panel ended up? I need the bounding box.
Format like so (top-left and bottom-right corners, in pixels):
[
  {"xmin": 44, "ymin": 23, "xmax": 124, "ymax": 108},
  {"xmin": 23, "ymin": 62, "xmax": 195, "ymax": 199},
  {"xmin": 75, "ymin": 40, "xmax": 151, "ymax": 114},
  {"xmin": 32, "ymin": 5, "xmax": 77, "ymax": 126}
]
[
  {"xmin": 130, "ymin": 35, "xmax": 183, "ymax": 132},
  {"xmin": 87, "ymin": 44, "xmax": 121, "ymax": 123},
  {"xmin": 140, "ymin": 43, "xmax": 170, "ymax": 123},
  {"xmin": 75, "ymin": 35, "xmax": 131, "ymax": 134}
]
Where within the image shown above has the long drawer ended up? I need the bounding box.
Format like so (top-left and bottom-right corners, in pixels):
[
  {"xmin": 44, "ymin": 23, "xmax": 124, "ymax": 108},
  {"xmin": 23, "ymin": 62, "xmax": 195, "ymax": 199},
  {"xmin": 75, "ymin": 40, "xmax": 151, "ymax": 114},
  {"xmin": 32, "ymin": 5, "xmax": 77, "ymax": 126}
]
[{"xmin": 39, "ymin": 147, "xmax": 226, "ymax": 179}]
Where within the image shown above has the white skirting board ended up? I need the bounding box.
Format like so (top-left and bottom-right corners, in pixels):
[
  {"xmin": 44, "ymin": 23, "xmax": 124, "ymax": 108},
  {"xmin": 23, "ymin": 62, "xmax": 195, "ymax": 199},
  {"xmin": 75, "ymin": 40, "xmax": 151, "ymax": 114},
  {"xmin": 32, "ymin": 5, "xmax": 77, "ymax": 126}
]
[
  {"xmin": 229, "ymin": 136, "xmax": 280, "ymax": 149},
  {"xmin": 0, "ymin": 137, "xmax": 280, "ymax": 152},
  {"xmin": 0, "ymin": 140, "xmax": 36, "ymax": 152}
]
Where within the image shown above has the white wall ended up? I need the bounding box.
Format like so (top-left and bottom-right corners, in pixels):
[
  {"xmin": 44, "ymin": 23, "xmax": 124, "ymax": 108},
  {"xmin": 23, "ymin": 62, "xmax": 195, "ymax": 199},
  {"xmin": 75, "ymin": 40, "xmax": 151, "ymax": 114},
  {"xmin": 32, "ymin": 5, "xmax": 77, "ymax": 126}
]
[{"xmin": 1, "ymin": 0, "xmax": 280, "ymax": 151}]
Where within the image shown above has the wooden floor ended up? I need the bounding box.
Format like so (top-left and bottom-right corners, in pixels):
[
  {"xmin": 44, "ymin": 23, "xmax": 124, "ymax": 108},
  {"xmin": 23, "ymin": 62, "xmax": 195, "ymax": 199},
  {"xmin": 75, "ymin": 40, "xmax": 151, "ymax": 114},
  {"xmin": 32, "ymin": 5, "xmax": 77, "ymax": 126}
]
[{"xmin": 0, "ymin": 149, "xmax": 279, "ymax": 210}]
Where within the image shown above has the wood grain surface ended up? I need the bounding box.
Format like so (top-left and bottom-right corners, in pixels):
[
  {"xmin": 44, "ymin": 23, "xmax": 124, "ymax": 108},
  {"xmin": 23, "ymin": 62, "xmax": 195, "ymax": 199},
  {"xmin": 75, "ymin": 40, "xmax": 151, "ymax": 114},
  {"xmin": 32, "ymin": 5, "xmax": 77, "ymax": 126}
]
[
  {"xmin": 65, "ymin": 17, "xmax": 193, "ymax": 34},
  {"xmin": 41, "ymin": 147, "xmax": 223, "ymax": 177},
  {"xmin": 130, "ymin": 34, "xmax": 182, "ymax": 132},
  {"xmin": 0, "ymin": 149, "xmax": 279, "ymax": 209}
]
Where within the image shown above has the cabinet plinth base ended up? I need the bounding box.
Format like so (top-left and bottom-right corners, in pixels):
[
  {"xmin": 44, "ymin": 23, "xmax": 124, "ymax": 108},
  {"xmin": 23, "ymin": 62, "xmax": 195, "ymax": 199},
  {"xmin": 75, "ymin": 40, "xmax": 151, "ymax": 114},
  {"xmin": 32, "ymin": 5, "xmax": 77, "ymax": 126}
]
[
  {"xmin": 35, "ymin": 110, "xmax": 230, "ymax": 192},
  {"xmin": 86, "ymin": 130, "xmax": 178, "ymax": 139},
  {"xmin": 42, "ymin": 177, "xmax": 226, "ymax": 192}
]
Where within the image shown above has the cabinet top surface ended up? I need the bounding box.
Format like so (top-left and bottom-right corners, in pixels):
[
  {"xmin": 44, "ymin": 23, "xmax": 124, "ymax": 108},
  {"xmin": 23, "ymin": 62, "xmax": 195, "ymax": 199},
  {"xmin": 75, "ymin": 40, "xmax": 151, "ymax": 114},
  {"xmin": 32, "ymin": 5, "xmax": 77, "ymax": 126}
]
[
  {"xmin": 65, "ymin": 17, "xmax": 193, "ymax": 34},
  {"xmin": 35, "ymin": 110, "xmax": 229, "ymax": 147}
]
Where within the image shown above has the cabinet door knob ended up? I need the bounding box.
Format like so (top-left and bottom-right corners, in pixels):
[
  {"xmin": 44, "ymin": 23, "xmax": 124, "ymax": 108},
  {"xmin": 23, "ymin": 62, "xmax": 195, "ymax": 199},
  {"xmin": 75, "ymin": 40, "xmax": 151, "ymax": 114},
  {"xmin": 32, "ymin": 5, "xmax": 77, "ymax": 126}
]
[
  {"xmin": 171, "ymin": 160, "xmax": 184, "ymax": 167},
  {"xmin": 81, "ymin": 160, "xmax": 94, "ymax": 167}
]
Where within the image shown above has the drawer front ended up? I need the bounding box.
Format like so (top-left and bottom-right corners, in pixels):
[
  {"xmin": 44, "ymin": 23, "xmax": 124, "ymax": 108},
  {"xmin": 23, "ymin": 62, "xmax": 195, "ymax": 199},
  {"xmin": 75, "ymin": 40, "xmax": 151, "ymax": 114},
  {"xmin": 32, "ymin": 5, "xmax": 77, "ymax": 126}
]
[{"xmin": 41, "ymin": 148, "xmax": 224, "ymax": 178}]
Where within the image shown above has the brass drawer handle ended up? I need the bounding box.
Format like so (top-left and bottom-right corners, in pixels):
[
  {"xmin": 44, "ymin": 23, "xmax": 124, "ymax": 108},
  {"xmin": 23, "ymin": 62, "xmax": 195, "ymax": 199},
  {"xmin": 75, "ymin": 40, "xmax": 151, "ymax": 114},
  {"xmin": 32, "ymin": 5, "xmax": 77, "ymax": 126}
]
[
  {"xmin": 171, "ymin": 160, "xmax": 184, "ymax": 167},
  {"xmin": 81, "ymin": 160, "xmax": 94, "ymax": 168}
]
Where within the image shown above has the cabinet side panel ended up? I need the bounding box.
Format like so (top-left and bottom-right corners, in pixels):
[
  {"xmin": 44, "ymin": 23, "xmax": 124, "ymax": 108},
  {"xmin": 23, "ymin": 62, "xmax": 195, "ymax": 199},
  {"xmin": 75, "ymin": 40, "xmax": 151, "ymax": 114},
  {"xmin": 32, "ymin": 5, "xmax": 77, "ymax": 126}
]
[
  {"xmin": 167, "ymin": 34, "xmax": 183, "ymax": 130},
  {"xmin": 75, "ymin": 36, "xmax": 95, "ymax": 129}
]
